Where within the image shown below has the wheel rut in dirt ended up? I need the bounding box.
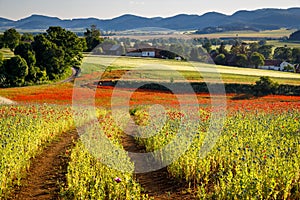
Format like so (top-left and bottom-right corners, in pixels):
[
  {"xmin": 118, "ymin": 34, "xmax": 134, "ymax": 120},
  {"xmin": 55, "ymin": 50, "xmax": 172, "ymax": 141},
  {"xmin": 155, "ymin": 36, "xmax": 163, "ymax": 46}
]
[
  {"xmin": 122, "ymin": 120, "xmax": 196, "ymax": 199},
  {"xmin": 10, "ymin": 130, "xmax": 79, "ymax": 200}
]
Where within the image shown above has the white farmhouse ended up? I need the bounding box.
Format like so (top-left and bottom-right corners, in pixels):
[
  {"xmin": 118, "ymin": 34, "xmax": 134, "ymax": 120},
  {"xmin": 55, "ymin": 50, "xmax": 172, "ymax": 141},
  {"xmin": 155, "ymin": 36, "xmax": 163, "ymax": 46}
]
[
  {"xmin": 126, "ymin": 48, "xmax": 159, "ymax": 58},
  {"xmin": 259, "ymin": 60, "xmax": 295, "ymax": 72},
  {"xmin": 142, "ymin": 51, "xmax": 155, "ymax": 57},
  {"xmin": 280, "ymin": 61, "xmax": 294, "ymax": 72}
]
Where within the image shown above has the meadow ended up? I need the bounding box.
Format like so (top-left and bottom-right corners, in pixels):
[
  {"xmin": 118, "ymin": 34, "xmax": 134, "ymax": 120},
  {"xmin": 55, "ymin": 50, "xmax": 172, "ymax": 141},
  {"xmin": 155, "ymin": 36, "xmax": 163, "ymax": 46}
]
[
  {"xmin": 267, "ymin": 40, "xmax": 300, "ymax": 48},
  {"xmin": 82, "ymin": 55, "xmax": 300, "ymax": 85},
  {"xmin": 0, "ymin": 55, "xmax": 300, "ymax": 199},
  {"xmin": 112, "ymin": 29, "xmax": 296, "ymax": 40},
  {"xmin": 193, "ymin": 29, "xmax": 296, "ymax": 39}
]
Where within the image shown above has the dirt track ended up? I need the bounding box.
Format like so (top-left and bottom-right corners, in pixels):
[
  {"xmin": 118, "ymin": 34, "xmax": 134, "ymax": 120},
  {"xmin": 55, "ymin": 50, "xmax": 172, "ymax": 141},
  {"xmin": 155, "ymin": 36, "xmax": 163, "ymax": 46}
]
[
  {"xmin": 122, "ymin": 120, "xmax": 197, "ymax": 199},
  {"xmin": 9, "ymin": 130, "xmax": 78, "ymax": 200},
  {"xmin": 0, "ymin": 96, "xmax": 16, "ymax": 105}
]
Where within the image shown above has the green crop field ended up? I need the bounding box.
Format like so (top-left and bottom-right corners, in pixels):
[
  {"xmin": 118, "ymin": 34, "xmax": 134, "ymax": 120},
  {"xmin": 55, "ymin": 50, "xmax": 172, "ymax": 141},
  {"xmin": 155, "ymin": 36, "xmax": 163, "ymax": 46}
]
[
  {"xmin": 82, "ymin": 55, "xmax": 300, "ymax": 85},
  {"xmin": 193, "ymin": 29, "xmax": 296, "ymax": 39},
  {"xmin": 267, "ymin": 40, "xmax": 300, "ymax": 48},
  {"xmin": 113, "ymin": 29, "xmax": 296, "ymax": 40}
]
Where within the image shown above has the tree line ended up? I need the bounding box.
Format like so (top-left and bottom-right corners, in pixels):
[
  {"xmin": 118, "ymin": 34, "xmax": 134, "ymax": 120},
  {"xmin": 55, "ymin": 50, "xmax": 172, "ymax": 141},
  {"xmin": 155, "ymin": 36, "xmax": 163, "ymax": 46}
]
[
  {"xmin": 0, "ymin": 27, "xmax": 86, "ymax": 87},
  {"xmin": 116, "ymin": 33, "xmax": 300, "ymax": 69},
  {"xmin": 0, "ymin": 25, "xmax": 107, "ymax": 87},
  {"xmin": 210, "ymin": 40, "xmax": 300, "ymax": 69}
]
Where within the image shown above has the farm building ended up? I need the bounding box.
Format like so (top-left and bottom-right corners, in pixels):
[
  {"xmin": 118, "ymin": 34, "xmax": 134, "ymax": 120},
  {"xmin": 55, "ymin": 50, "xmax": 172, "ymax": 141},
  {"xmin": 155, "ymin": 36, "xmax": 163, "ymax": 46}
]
[
  {"xmin": 126, "ymin": 48, "xmax": 161, "ymax": 58},
  {"xmin": 125, "ymin": 47, "xmax": 185, "ymax": 60},
  {"xmin": 280, "ymin": 61, "xmax": 295, "ymax": 72},
  {"xmin": 259, "ymin": 59, "xmax": 282, "ymax": 70},
  {"xmin": 258, "ymin": 60, "xmax": 296, "ymax": 72}
]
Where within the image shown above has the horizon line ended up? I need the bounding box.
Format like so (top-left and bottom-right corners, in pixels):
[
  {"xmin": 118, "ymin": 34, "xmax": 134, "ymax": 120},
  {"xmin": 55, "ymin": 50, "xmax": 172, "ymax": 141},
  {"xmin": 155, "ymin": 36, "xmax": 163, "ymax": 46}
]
[{"xmin": 1, "ymin": 6, "xmax": 299, "ymax": 21}]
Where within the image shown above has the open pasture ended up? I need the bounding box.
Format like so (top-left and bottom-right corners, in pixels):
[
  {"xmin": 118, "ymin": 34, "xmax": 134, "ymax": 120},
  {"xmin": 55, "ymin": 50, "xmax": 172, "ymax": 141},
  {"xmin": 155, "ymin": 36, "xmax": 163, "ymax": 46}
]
[
  {"xmin": 112, "ymin": 29, "xmax": 296, "ymax": 40},
  {"xmin": 82, "ymin": 55, "xmax": 300, "ymax": 85}
]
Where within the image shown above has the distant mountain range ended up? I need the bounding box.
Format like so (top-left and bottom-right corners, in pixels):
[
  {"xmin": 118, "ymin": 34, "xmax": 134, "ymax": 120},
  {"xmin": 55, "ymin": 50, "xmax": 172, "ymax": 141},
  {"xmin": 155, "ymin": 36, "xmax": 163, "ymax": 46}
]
[{"xmin": 0, "ymin": 7, "xmax": 300, "ymax": 32}]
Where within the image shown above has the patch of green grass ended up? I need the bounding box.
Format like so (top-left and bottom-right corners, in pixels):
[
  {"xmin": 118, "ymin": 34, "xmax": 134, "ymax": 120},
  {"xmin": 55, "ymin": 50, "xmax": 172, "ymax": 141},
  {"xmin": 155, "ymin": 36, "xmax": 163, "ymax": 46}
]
[
  {"xmin": 267, "ymin": 40, "xmax": 300, "ymax": 48},
  {"xmin": 0, "ymin": 48, "xmax": 14, "ymax": 59}
]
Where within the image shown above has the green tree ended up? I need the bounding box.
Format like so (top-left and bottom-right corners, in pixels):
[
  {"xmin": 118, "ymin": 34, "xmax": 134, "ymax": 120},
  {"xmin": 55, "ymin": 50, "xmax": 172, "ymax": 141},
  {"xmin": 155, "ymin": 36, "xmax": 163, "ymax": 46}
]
[
  {"xmin": 0, "ymin": 35, "xmax": 4, "ymax": 49},
  {"xmin": 79, "ymin": 38, "xmax": 88, "ymax": 52},
  {"xmin": 250, "ymin": 52, "xmax": 265, "ymax": 68},
  {"xmin": 14, "ymin": 43, "xmax": 38, "ymax": 83},
  {"xmin": 0, "ymin": 56, "xmax": 6, "ymax": 86},
  {"xmin": 32, "ymin": 34, "xmax": 65, "ymax": 80},
  {"xmin": 257, "ymin": 45, "xmax": 273, "ymax": 59},
  {"xmin": 274, "ymin": 47, "xmax": 292, "ymax": 61},
  {"xmin": 214, "ymin": 53, "xmax": 226, "ymax": 65},
  {"xmin": 84, "ymin": 25, "xmax": 103, "ymax": 51},
  {"xmin": 258, "ymin": 40, "xmax": 267, "ymax": 46},
  {"xmin": 102, "ymin": 39, "xmax": 117, "ymax": 46},
  {"xmin": 0, "ymin": 53, "xmax": 4, "ymax": 85},
  {"xmin": 218, "ymin": 42, "xmax": 228, "ymax": 55},
  {"xmin": 21, "ymin": 33, "xmax": 34, "ymax": 43},
  {"xmin": 249, "ymin": 42, "xmax": 259, "ymax": 53},
  {"xmin": 202, "ymin": 41, "xmax": 212, "ymax": 53},
  {"xmin": 14, "ymin": 43, "xmax": 36, "ymax": 67},
  {"xmin": 235, "ymin": 54, "xmax": 248, "ymax": 67},
  {"xmin": 292, "ymin": 48, "xmax": 300, "ymax": 63},
  {"xmin": 2, "ymin": 55, "xmax": 28, "ymax": 86},
  {"xmin": 46, "ymin": 26, "xmax": 84, "ymax": 68},
  {"xmin": 169, "ymin": 44, "xmax": 184, "ymax": 57},
  {"xmin": 0, "ymin": 52, "xmax": 3, "ymax": 66},
  {"xmin": 253, "ymin": 76, "xmax": 279, "ymax": 96},
  {"xmin": 3, "ymin": 28, "xmax": 21, "ymax": 51},
  {"xmin": 231, "ymin": 42, "xmax": 248, "ymax": 55}
]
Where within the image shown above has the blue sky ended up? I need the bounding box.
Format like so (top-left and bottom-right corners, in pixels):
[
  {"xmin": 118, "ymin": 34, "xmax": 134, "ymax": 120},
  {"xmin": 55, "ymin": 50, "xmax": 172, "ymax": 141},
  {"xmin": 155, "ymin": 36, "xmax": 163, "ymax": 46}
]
[{"xmin": 0, "ymin": 0, "xmax": 299, "ymax": 20}]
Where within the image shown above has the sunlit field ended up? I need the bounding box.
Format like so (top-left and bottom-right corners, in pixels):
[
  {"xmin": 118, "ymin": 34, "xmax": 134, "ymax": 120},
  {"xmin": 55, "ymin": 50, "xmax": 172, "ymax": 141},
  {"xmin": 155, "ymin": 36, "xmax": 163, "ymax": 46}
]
[
  {"xmin": 1, "ymin": 55, "xmax": 299, "ymax": 199},
  {"xmin": 82, "ymin": 56, "xmax": 300, "ymax": 84},
  {"xmin": 112, "ymin": 29, "xmax": 296, "ymax": 40}
]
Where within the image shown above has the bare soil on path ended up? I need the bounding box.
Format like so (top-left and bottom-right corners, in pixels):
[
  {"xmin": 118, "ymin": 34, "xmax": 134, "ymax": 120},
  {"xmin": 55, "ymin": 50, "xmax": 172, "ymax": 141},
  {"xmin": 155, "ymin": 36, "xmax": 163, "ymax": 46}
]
[
  {"xmin": 122, "ymin": 120, "xmax": 197, "ymax": 199},
  {"xmin": 9, "ymin": 130, "xmax": 79, "ymax": 200},
  {"xmin": 0, "ymin": 96, "xmax": 16, "ymax": 105}
]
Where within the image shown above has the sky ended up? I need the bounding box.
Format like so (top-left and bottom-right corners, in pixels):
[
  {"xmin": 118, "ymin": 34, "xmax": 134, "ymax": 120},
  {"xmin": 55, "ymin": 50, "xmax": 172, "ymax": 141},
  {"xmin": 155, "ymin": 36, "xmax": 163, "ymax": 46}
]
[{"xmin": 0, "ymin": 0, "xmax": 300, "ymax": 20}]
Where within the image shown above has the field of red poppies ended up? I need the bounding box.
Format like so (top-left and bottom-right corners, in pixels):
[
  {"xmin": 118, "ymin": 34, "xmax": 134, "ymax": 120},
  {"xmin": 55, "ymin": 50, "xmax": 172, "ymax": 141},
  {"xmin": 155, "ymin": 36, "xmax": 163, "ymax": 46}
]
[
  {"xmin": 1, "ymin": 82, "xmax": 299, "ymax": 114},
  {"xmin": 1, "ymin": 70, "xmax": 300, "ymax": 199}
]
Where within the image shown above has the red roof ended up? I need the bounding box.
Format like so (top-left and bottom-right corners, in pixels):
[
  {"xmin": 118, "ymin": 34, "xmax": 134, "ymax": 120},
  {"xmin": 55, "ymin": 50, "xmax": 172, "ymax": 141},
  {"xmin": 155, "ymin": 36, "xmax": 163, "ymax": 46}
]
[{"xmin": 264, "ymin": 59, "xmax": 281, "ymax": 66}]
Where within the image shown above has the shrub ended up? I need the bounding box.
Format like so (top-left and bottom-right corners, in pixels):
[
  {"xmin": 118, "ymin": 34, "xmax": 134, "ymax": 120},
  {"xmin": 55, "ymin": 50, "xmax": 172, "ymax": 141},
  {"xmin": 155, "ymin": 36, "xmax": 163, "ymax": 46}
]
[{"xmin": 253, "ymin": 76, "xmax": 279, "ymax": 96}]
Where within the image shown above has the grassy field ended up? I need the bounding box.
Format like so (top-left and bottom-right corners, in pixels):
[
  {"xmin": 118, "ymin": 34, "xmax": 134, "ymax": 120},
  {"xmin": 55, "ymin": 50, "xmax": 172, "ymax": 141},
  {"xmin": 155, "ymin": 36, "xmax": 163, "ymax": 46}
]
[
  {"xmin": 267, "ymin": 40, "xmax": 300, "ymax": 48},
  {"xmin": 112, "ymin": 29, "xmax": 296, "ymax": 40},
  {"xmin": 83, "ymin": 55, "xmax": 300, "ymax": 85},
  {"xmin": 193, "ymin": 29, "xmax": 296, "ymax": 39},
  {"xmin": 0, "ymin": 48, "xmax": 14, "ymax": 59}
]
